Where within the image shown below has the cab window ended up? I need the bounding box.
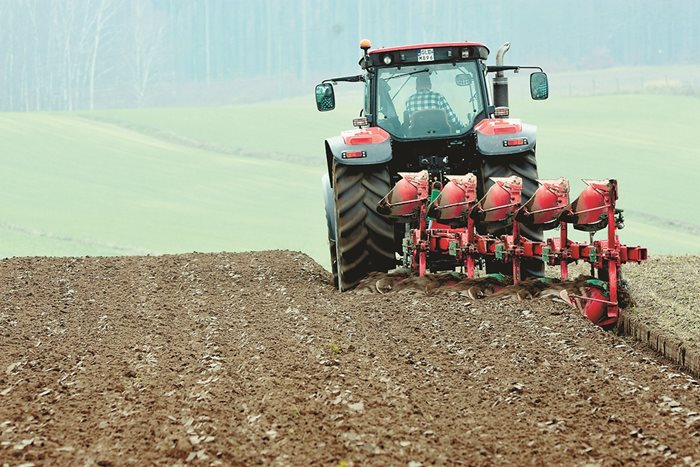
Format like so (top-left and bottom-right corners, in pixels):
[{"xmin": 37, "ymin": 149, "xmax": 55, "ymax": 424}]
[{"xmin": 376, "ymin": 61, "xmax": 485, "ymax": 138}]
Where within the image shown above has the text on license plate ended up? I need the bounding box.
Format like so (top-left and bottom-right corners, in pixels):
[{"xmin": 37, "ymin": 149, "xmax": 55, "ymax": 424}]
[{"xmin": 417, "ymin": 48, "xmax": 434, "ymax": 62}]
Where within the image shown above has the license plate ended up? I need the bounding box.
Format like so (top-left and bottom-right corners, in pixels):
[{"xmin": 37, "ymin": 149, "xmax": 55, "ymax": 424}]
[{"xmin": 417, "ymin": 48, "xmax": 434, "ymax": 62}]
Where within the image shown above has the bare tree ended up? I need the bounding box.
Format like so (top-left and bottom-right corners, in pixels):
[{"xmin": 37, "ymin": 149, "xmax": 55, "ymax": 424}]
[
  {"xmin": 88, "ymin": 0, "xmax": 118, "ymax": 109},
  {"xmin": 0, "ymin": 0, "xmax": 699, "ymax": 112},
  {"xmin": 129, "ymin": 0, "xmax": 167, "ymax": 107}
]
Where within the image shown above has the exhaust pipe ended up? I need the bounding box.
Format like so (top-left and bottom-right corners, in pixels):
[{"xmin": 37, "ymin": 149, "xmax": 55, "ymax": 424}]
[{"xmin": 493, "ymin": 42, "xmax": 511, "ymax": 110}]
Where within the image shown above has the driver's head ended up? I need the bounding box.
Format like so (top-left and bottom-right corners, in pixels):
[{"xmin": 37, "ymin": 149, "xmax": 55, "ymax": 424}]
[{"xmin": 416, "ymin": 74, "xmax": 431, "ymax": 91}]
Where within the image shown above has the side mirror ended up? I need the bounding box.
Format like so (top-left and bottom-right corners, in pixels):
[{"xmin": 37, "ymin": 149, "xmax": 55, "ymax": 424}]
[
  {"xmin": 530, "ymin": 72, "xmax": 549, "ymax": 100},
  {"xmin": 315, "ymin": 83, "xmax": 336, "ymax": 111}
]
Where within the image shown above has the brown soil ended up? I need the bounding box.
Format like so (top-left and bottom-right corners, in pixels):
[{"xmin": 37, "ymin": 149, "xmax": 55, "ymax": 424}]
[
  {"xmin": 1, "ymin": 251, "xmax": 699, "ymax": 465},
  {"xmin": 623, "ymin": 256, "xmax": 700, "ymax": 355}
]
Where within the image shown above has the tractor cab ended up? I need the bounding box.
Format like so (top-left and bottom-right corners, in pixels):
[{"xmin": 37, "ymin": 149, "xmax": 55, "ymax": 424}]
[
  {"xmin": 367, "ymin": 43, "xmax": 491, "ymax": 140},
  {"xmin": 315, "ymin": 41, "xmax": 549, "ymax": 142}
]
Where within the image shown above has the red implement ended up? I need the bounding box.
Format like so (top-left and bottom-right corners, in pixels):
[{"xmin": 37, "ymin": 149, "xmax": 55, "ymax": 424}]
[
  {"xmin": 428, "ymin": 173, "xmax": 478, "ymax": 222},
  {"xmin": 377, "ymin": 171, "xmax": 429, "ymax": 220},
  {"xmin": 390, "ymin": 175, "xmax": 647, "ymax": 328},
  {"xmin": 478, "ymin": 176, "xmax": 522, "ymax": 224}
]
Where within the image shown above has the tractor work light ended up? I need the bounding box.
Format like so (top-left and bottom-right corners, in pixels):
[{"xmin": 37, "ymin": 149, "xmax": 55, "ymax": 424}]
[
  {"xmin": 494, "ymin": 106, "xmax": 510, "ymax": 118},
  {"xmin": 352, "ymin": 117, "xmax": 368, "ymax": 128},
  {"xmin": 461, "ymin": 48, "xmax": 470, "ymax": 58},
  {"xmin": 382, "ymin": 54, "xmax": 393, "ymax": 65},
  {"xmin": 341, "ymin": 150, "xmax": 367, "ymax": 159}
]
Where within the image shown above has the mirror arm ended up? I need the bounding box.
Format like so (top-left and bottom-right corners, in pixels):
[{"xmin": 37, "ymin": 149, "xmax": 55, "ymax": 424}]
[
  {"xmin": 323, "ymin": 75, "xmax": 365, "ymax": 84},
  {"xmin": 486, "ymin": 65, "xmax": 543, "ymax": 73}
]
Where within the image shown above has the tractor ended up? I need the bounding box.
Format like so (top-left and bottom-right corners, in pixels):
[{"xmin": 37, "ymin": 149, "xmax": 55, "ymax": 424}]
[{"xmin": 315, "ymin": 40, "xmax": 646, "ymax": 327}]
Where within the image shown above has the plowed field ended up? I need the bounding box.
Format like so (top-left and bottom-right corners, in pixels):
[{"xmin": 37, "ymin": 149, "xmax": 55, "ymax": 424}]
[{"xmin": 1, "ymin": 252, "xmax": 699, "ymax": 465}]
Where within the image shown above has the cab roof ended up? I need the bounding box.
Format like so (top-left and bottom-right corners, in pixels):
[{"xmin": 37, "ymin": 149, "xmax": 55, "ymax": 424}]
[{"xmin": 368, "ymin": 42, "xmax": 489, "ymax": 55}]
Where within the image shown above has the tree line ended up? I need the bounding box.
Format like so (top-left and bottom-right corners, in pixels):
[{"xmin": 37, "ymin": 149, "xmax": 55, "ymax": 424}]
[{"xmin": 1, "ymin": 0, "xmax": 698, "ymax": 111}]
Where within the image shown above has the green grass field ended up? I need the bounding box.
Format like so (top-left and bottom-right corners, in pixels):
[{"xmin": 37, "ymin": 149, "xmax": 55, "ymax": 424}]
[
  {"xmin": 0, "ymin": 112, "xmax": 329, "ymax": 261},
  {"xmin": 1, "ymin": 83, "xmax": 698, "ymax": 268}
]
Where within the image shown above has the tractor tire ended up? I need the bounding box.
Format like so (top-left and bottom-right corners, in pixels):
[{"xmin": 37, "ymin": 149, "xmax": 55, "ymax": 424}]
[
  {"xmin": 333, "ymin": 162, "xmax": 395, "ymax": 291},
  {"xmin": 480, "ymin": 151, "xmax": 544, "ymax": 279}
]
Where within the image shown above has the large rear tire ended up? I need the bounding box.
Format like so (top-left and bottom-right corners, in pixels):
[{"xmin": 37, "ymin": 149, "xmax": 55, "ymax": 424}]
[
  {"xmin": 480, "ymin": 151, "xmax": 544, "ymax": 278},
  {"xmin": 333, "ymin": 162, "xmax": 395, "ymax": 291}
]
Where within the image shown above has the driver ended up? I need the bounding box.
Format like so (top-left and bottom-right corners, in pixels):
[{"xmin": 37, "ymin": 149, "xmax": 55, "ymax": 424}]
[{"xmin": 405, "ymin": 74, "xmax": 462, "ymax": 128}]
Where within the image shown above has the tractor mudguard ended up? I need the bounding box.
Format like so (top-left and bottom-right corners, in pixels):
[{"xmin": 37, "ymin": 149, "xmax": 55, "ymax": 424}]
[
  {"xmin": 325, "ymin": 127, "xmax": 392, "ymax": 172},
  {"xmin": 321, "ymin": 173, "xmax": 335, "ymax": 243},
  {"xmin": 475, "ymin": 118, "xmax": 537, "ymax": 156}
]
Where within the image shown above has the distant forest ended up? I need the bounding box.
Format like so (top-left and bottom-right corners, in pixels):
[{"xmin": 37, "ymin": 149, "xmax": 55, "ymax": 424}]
[{"xmin": 2, "ymin": 0, "xmax": 699, "ymax": 111}]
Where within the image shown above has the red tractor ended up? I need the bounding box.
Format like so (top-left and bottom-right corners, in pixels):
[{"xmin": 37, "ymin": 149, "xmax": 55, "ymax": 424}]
[{"xmin": 316, "ymin": 40, "xmax": 646, "ymax": 327}]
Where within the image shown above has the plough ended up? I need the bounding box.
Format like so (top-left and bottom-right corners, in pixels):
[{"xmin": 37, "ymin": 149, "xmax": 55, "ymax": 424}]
[{"xmin": 378, "ymin": 172, "xmax": 647, "ymax": 327}]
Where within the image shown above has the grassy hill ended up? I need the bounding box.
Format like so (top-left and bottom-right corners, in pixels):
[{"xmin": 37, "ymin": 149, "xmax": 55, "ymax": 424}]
[
  {"xmin": 1, "ymin": 87, "xmax": 698, "ymax": 268},
  {"xmin": 0, "ymin": 112, "xmax": 328, "ymax": 261}
]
